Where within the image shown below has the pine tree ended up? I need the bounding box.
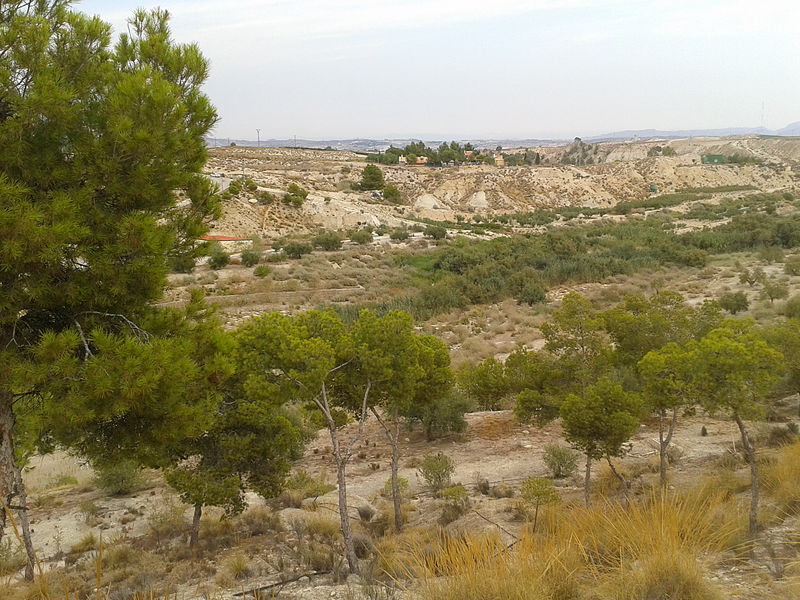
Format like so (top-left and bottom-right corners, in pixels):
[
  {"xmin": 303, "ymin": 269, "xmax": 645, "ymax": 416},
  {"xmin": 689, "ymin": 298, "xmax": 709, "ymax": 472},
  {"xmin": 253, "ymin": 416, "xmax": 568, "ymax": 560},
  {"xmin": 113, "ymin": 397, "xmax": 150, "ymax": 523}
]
[{"xmin": 0, "ymin": 2, "xmax": 219, "ymax": 566}]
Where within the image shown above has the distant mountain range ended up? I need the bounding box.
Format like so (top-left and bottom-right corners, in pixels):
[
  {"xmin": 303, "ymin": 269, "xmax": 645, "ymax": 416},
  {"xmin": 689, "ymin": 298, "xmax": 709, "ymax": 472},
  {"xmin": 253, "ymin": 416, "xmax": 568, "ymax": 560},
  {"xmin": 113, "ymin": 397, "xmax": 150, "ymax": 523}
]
[
  {"xmin": 587, "ymin": 122, "xmax": 800, "ymax": 142},
  {"xmin": 206, "ymin": 122, "xmax": 800, "ymax": 152}
]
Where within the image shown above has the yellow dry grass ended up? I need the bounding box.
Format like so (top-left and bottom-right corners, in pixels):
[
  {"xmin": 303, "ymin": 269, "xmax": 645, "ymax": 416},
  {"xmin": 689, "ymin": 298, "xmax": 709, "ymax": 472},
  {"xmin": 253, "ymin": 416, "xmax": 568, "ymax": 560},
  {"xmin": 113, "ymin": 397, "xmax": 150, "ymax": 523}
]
[{"xmin": 398, "ymin": 491, "xmax": 742, "ymax": 600}]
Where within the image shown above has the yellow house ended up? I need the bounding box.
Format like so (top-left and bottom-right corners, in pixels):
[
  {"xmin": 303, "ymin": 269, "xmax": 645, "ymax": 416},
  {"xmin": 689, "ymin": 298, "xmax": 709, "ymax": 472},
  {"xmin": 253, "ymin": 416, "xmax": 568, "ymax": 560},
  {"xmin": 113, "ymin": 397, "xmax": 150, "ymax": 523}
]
[{"xmin": 494, "ymin": 154, "xmax": 505, "ymax": 167}]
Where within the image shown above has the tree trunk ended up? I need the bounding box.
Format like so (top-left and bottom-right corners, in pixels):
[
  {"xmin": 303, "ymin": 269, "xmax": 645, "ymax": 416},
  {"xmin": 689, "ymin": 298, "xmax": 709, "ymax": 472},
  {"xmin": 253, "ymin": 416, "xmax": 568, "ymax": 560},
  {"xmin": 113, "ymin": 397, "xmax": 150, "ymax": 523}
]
[
  {"xmin": 325, "ymin": 421, "xmax": 358, "ymax": 574},
  {"xmin": 734, "ymin": 413, "xmax": 760, "ymax": 536},
  {"xmin": 390, "ymin": 419, "xmax": 402, "ymax": 533},
  {"xmin": 333, "ymin": 439, "xmax": 359, "ymax": 574},
  {"xmin": 0, "ymin": 394, "xmax": 17, "ymax": 545},
  {"xmin": 606, "ymin": 456, "xmax": 629, "ymax": 501},
  {"xmin": 14, "ymin": 466, "xmax": 36, "ymax": 580},
  {"xmin": 370, "ymin": 408, "xmax": 403, "ymax": 533},
  {"xmin": 0, "ymin": 395, "xmax": 36, "ymax": 579},
  {"xmin": 189, "ymin": 503, "xmax": 202, "ymax": 548},
  {"xmin": 658, "ymin": 408, "xmax": 678, "ymax": 489},
  {"xmin": 584, "ymin": 453, "xmax": 592, "ymax": 506}
]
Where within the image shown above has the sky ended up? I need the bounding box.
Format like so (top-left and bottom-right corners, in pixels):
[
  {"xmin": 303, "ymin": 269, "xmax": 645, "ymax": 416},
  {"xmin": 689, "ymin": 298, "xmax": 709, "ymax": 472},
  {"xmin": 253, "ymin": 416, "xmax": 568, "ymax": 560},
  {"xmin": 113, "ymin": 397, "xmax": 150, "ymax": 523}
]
[{"xmin": 77, "ymin": 0, "xmax": 800, "ymax": 140}]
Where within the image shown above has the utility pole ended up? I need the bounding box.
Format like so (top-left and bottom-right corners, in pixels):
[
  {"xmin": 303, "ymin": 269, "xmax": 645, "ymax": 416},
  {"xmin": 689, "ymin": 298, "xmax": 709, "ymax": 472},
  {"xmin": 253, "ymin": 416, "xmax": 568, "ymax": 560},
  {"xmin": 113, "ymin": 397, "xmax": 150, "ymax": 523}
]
[{"xmin": 256, "ymin": 128, "xmax": 261, "ymax": 148}]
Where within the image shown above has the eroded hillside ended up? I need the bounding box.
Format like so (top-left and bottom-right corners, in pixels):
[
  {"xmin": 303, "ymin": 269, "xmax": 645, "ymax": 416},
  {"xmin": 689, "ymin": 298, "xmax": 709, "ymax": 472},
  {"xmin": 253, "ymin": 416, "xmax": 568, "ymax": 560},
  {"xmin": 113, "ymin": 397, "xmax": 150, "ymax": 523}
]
[{"xmin": 206, "ymin": 136, "xmax": 798, "ymax": 239}]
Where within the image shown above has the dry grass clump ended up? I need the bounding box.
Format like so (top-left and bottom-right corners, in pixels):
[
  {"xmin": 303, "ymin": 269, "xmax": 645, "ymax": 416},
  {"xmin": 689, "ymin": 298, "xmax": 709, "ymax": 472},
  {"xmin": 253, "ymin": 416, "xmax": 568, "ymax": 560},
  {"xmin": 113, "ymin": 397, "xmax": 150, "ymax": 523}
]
[
  {"xmin": 304, "ymin": 515, "xmax": 341, "ymax": 543},
  {"xmin": 407, "ymin": 492, "xmax": 738, "ymax": 600},
  {"xmin": 762, "ymin": 442, "xmax": 800, "ymax": 516}
]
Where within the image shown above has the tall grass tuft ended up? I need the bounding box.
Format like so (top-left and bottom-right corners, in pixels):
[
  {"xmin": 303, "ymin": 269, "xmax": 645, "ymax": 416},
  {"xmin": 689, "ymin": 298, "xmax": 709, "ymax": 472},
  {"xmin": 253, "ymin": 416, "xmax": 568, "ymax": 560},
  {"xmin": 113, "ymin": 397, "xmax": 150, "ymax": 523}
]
[{"xmin": 404, "ymin": 491, "xmax": 739, "ymax": 600}]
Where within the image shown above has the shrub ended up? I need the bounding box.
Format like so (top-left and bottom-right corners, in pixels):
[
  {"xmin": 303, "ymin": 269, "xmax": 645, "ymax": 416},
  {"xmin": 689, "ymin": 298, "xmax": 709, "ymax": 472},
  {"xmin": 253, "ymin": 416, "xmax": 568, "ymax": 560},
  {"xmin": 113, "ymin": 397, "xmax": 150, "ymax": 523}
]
[
  {"xmin": 0, "ymin": 539, "xmax": 26, "ymax": 576},
  {"xmin": 238, "ymin": 506, "xmax": 283, "ymax": 536},
  {"xmin": 305, "ymin": 515, "xmax": 341, "ymax": 543},
  {"xmin": 519, "ymin": 478, "xmax": 560, "ymax": 526},
  {"xmin": 358, "ymin": 504, "xmax": 376, "ymax": 522},
  {"xmin": 782, "ymin": 293, "xmax": 800, "ymax": 319},
  {"xmin": 208, "ymin": 244, "xmax": 230, "ymax": 270},
  {"xmin": 389, "ymin": 228, "xmax": 410, "ymax": 241},
  {"xmin": 438, "ymin": 485, "xmax": 470, "ymax": 526},
  {"xmin": 283, "ymin": 182, "xmax": 309, "ymax": 207},
  {"xmin": 168, "ymin": 254, "xmax": 195, "ymax": 273},
  {"xmin": 253, "ymin": 265, "xmax": 270, "ymax": 278},
  {"xmin": 353, "ymin": 533, "xmax": 374, "ymax": 559},
  {"xmin": 784, "ymin": 256, "xmax": 800, "ymax": 275},
  {"xmin": 313, "ymin": 230, "xmax": 344, "ymax": 251},
  {"xmin": 543, "ymin": 444, "xmax": 580, "ymax": 478},
  {"xmin": 515, "ymin": 390, "xmax": 560, "ymax": 426},
  {"xmin": 418, "ymin": 452, "xmax": 455, "ymax": 492},
  {"xmin": 283, "ymin": 241, "xmax": 312, "ymax": 259},
  {"xmin": 424, "ymin": 225, "xmax": 447, "ymax": 240},
  {"xmin": 94, "ymin": 461, "xmax": 144, "ymax": 496},
  {"xmin": 489, "ymin": 484, "xmax": 515, "ymax": 498},
  {"xmin": 758, "ymin": 246, "xmax": 785, "ymax": 263},
  {"xmin": 257, "ymin": 190, "xmax": 275, "ymax": 205},
  {"xmin": 718, "ymin": 291, "xmax": 749, "ymax": 314},
  {"xmin": 350, "ymin": 229, "xmax": 373, "ymax": 245},
  {"xmin": 360, "ymin": 164, "xmax": 385, "ymax": 190},
  {"xmin": 70, "ymin": 532, "xmax": 97, "ymax": 554},
  {"xmin": 223, "ymin": 553, "xmax": 252, "ymax": 580},
  {"xmin": 515, "ymin": 280, "xmax": 547, "ymax": 305},
  {"xmin": 761, "ymin": 278, "xmax": 789, "ymax": 304},
  {"xmin": 383, "ymin": 184, "xmax": 402, "ymax": 204},
  {"xmin": 285, "ymin": 469, "xmax": 335, "ymax": 498},
  {"xmin": 412, "ymin": 391, "xmax": 470, "ymax": 441},
  {"xmin": 227, "ymin": 179, "xmax": 243, "ymax": 195},
  {"xmin": 240, "ymin": 248, "xmax": 261, "ymax": 267},
  {"xmin": 147, "ymin": 498, "xmax": 187, "ymax": 543},
  {"xmin": 384, "ymin": 476, "xmax": 410, "ymax": 498}
]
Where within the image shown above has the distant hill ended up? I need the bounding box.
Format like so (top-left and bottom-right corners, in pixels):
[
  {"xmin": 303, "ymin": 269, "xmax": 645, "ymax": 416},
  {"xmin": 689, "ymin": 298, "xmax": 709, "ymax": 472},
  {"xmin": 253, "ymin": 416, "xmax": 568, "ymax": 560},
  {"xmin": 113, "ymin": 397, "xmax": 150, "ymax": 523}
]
[
  {"xmin": 588, "ymin": 123, "xmax": 800, "ymax": 142},
  {"xmin": 207, "ymin": 122, "xmax": 800, "ymax": 151}
]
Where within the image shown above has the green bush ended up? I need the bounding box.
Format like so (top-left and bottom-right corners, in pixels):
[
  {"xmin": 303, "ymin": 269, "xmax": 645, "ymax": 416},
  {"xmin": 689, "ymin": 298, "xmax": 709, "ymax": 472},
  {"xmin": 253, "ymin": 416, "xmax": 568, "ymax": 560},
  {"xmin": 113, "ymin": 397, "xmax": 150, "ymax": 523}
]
[
  {"xmin": 383, "ymin": 476, "xmax": 410, "ymax": 498},
  {"xmin": 389, "ymin": 228, "xmax": 410, "ymax": 241},
  {"xmin": 718, "ymin": 291, "xmax": 749, "ymax": 314},
  {"xmin": 424, "ymin": 225, "xmax": 447, "ymax": 240},
  {"xmin": 383, "ymin": 184, "xmax": 402, "ymax": 204},
  {"xmin": 208, "ymin": 246, "xmax": 230, "ymax": 270},
  {"xmin": 283, "ymin": 183, "xmax": 309, "ymax": 207},
  {"xmin": 515, "ymin": 389, "xmax": 560, "ymax": 427},
  {"xmin": 783, "ymin": 294, "xmax": 800, "ymax": 319},
  {"xmin": 350, "ymin": 229, "xmax": 373, "ymax": 245},
  {"xmin": 359, "ymin": 164, "xmax": 385, "ymax": 190},
  {"xmin": 254, "ymin": 265, "xmax": 270, "ymax": 278},
  {"xmin": 438, "ymin": 484, "xmax": 470, "ymax": 525},
  {"xmin": 313, "ymin": 231, "xmax": 344, "ymax": 251},
  {"xmin": 240, "ymin": 248, "xmax": 261, "ymax": 267},
  {"xmin": 227, "ymin": 180, "xmax": 243, "ymax": 195},
  {"xmin": 283, "ymin": 242, "xmax": 312, "ymax": 259},
  {"xmin": 758, "ymin": 246, "xmax": 785, "ymax": 263},
  {"xmin": 168, "ymin": 254, "xmax": 195, "ymax": 274},
  {"xmin": 285, "ymin": 470, "xmax": 335, "ymax": 498},
  {"xmin": 784, "ymin": 256, "xmax": 800, "ymax": 275},
  {"xmin": 516, "ymin": 280, "xmax": 547, "ymax": 305},
  {"xmin": 410, "ymin": 391, "xmax": 469, "ymax": 441},
  {"xmin": 417, "ymin": 452, "xmax": 455, "ymax": 492},
  {"xmin": 257, "ymin": 190, "xmax": 275, "ymax": 205},
  {"xmin": 542, "ymin": 444, "xmax": 580, "ymax": 478},
  {"xmin": 94, "ymin": 461, "xmax": 144, "ymax": 496}
]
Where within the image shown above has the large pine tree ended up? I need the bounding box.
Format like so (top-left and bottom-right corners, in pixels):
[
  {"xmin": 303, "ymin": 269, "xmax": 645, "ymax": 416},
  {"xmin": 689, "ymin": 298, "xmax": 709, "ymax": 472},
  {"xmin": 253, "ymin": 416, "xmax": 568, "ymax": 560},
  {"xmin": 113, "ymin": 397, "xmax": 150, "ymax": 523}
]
[{"xmin": 0, "ymin": 0, "xmax": 220, "ymax": 564}]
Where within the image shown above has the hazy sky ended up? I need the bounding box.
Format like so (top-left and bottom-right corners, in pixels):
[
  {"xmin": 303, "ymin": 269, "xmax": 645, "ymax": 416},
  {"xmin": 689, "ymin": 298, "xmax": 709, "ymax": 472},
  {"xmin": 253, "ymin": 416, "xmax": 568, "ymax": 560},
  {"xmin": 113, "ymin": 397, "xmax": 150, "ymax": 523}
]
[{"xmin": 78, "ymin": 0, "xmax": 800, "ymax": 140}]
